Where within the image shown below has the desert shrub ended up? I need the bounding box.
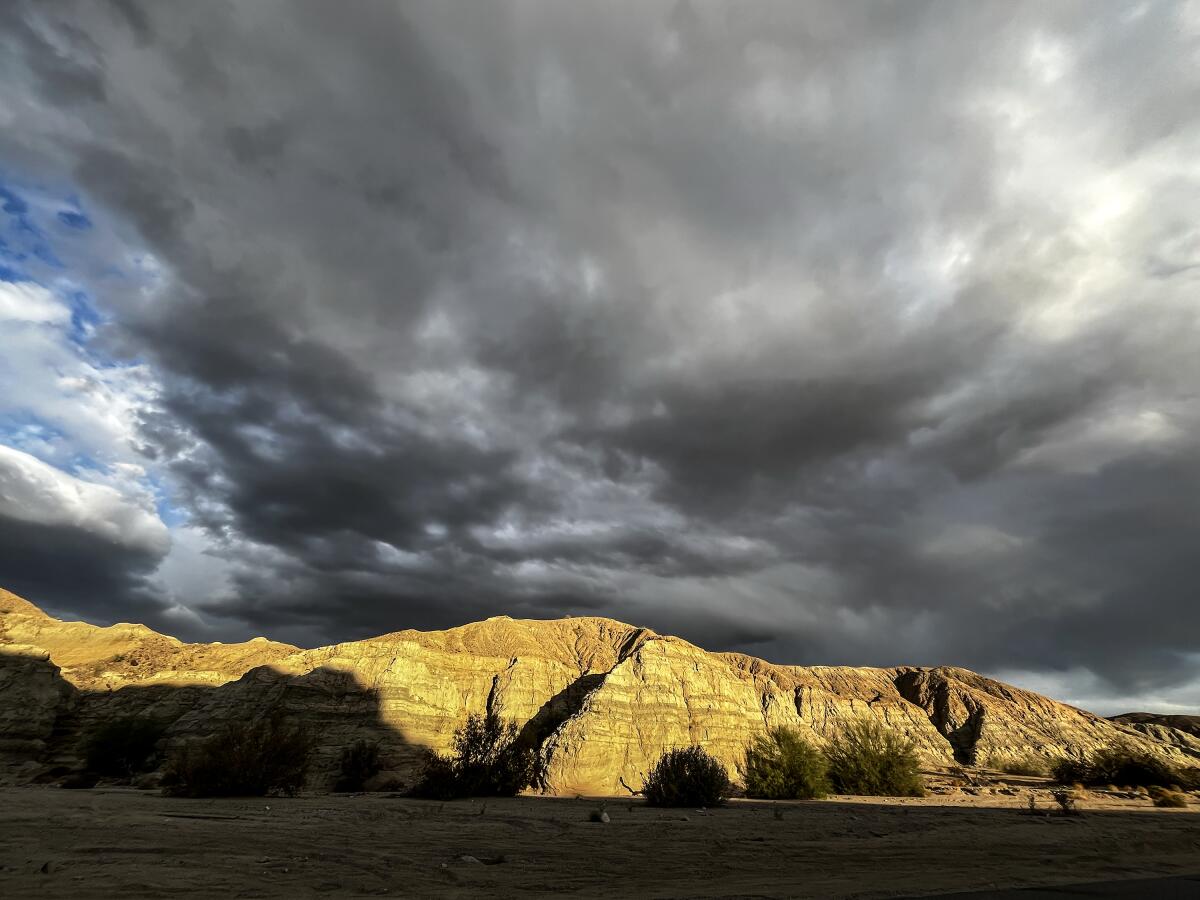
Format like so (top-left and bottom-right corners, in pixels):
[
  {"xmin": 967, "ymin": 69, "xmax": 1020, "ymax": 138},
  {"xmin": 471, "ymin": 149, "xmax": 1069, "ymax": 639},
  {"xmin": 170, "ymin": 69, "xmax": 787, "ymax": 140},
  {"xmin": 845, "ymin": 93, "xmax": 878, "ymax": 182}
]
[
  {"xmin": 825, "ymin": 718, "xmax": 925, "ymax": 797},
  {"xmin": 741, "ymin": 727, "xmax": 829, "ymax": 800},
  {"xmin": 1053, "ymin": 746, "xmax": 1181, "ymax": 789},
  {"xmin": 1088, "ymin": 747, "xmax": 1179, "ymax": 787},
  {"xmin": 1051, "ymin": 788, "xmax": 1081, "ymax": 815},
  {"xmin": 1151, "ymin": 789, "xmax": 1188, "ymax": 808},
  {"xmin": 334, "ymin": 739, "xmax": 382, "ymax": 792},
  {"xmin": 411, "ymin": 712, "xmax": 536, "ymax": 800},
  {"xmin": 643, "ymin": 745, "xmax": 730, "ymax": 808},
  {"xmin": 161, "ymin": 712, "xmax": 312, "ymax": 798},
  {"xmin": 84, "ymin": 716, "xmax": 167, "ymax": 778},
  {"xmin": 984, "ymin": 754, "xmax": 1048, "ymax": 777},
  {"xmin": 1051, "ymin": 756, "xmax": 1089, "ymax": 785}
]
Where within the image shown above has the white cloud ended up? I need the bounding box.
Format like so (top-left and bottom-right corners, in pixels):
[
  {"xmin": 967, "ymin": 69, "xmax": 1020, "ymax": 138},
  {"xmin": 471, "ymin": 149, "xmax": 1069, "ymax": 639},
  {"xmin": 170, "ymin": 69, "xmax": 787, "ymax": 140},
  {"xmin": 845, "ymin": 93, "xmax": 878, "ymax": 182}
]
[
  {"xmin": 0, "ymin": 280, "xmax": 69, "ymax": 324},
  {"xmin": 0, "ymin": 442, "xmax": 168, "ymax": 554},
  {"xmin": 0, "ymin": 282, "xmax": 158, "ymax": 472},
  {"xmin": 151, "ymin": 523, "xmax": 237, "ymax": 625}
]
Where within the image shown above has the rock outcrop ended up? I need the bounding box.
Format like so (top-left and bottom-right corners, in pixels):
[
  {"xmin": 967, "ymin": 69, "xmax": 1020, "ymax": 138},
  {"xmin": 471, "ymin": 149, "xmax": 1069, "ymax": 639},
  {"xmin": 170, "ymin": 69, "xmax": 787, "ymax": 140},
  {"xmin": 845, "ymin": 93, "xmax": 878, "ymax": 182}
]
[
  {"xmin": 1109, "ymin": 713, "xmax": 1200, "ymax": 757},
  {"xmin": 1, "ymin": 587, "xmax": 1194, "ymax": 793}
]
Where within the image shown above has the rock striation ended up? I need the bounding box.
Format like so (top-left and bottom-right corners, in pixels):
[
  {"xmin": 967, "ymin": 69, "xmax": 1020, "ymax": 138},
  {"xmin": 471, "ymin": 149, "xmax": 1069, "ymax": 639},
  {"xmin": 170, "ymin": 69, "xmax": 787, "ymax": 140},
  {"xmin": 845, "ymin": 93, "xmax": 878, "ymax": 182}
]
[
  {"xmin": 1, "ymin": 587, "xmax": 1194, "ymax": 794},
  {"xmin": 1109, "ymin": 712, "xmax": 1200, "ymax": 757}
]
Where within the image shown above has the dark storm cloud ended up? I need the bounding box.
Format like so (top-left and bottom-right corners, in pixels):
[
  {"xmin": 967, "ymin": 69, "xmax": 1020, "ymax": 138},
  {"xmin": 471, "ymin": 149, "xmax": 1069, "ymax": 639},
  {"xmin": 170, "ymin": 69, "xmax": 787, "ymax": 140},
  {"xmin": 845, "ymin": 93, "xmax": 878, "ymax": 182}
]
[
  {"xmin": 0, "ymin": 517, "xmax": 163, "ymax": 625},
  {"xmin": 1, "ymin": 0, "xmax": 1198, "ymax": 711}
]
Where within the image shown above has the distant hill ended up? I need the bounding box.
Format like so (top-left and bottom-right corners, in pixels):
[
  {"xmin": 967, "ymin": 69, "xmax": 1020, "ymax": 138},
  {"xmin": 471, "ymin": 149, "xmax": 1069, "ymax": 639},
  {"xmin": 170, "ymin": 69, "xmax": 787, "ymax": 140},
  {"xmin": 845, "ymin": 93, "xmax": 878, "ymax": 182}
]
[
  {"xmin": 1111, "ymin": 712, "xmax": 1200, "ymax": 737},
  {"xmin": 2, "ymin": 586, "xmax": 1195, "ymax": 794},
  {"xmin": 1109, "ymin": 712, "xmax": 1200, "ymax": 755}
]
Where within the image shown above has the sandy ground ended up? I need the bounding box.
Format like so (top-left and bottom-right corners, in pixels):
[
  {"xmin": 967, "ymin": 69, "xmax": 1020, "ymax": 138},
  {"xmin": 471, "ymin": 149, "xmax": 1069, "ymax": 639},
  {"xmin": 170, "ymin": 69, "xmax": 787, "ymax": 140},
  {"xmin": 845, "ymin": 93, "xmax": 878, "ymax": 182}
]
[{"xmin": 1, "ymin": 785, "xmax": 1198, "ymax": 899}]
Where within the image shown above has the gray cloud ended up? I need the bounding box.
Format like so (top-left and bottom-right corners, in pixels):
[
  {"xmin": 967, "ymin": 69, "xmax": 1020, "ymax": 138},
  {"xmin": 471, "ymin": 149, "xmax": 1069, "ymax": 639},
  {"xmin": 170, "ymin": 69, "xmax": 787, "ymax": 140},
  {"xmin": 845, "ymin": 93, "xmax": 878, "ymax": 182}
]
[
  {"xmin": 1, "ymin": 0, "xmax": 1198, "ymax": 712},
  {"xmin": 0, "ymin": 444, "xmax": 168, "ymax": 626}
]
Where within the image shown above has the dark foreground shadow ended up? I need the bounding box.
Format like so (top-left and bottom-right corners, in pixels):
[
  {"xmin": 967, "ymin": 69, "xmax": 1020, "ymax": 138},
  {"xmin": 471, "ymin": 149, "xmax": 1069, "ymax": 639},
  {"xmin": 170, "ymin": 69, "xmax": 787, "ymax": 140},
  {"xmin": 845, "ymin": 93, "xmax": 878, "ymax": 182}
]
[
  {"xmin": 903, "ymin": 873, "xmax": 1200, "ymax": 898},
  {"xmin": 0, "ymin": 646, "xmax": 428, "ymax": 790}
]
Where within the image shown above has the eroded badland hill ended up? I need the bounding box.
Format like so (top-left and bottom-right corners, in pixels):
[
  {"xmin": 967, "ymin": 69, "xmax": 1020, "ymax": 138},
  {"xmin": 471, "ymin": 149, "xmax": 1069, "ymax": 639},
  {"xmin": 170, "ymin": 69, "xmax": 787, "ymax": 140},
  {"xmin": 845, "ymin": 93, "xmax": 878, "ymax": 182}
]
[{"xmin": 2, "ymin": 587, "xmax": 1196, "ymax": 794}]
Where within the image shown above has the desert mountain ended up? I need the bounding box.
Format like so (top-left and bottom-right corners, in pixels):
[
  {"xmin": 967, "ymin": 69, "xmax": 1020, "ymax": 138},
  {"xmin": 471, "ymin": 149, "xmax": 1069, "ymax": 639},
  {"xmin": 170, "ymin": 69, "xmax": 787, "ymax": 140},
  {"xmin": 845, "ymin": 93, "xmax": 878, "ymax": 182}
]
[
  {"xmin": 1109, "ymin": 712, "xmax": 1200, "ymax": 756},
  {"xmin": 1, "ymin": 587, "xmax": 1194, "ymax": 794}
]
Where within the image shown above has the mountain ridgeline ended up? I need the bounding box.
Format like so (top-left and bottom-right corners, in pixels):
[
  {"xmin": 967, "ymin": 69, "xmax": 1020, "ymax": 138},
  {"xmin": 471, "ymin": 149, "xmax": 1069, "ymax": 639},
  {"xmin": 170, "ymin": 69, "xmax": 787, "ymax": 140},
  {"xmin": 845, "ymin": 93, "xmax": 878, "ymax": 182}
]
[{"xmin": 1, "ymin": 588, "xmax": 1196, "ymax": 794}]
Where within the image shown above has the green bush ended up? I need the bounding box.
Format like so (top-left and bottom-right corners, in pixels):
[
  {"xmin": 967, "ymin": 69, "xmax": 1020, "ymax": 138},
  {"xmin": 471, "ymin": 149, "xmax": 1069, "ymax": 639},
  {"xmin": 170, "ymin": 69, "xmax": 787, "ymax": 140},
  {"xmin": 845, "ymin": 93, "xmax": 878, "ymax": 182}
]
[
  {"xmin": 411, "ymin": 713, "xmax": 536, "ymax": 800},
  {"xmin": 84, "ymin": 716, "xmax": 167, "ymax": 778},
  {"xmin": 643, "ymin": 745, "xmax": 730, "ymax": 807},
  {"xmin": 1051, "ymin": 756, "xmax": 1089, "ymax": 785},
  {"xmin": 334, "ymin": 739, "xmax": 382, "ymax": 792},
  {"xmin": 1053, "ymin": 746, "xmax": 1182, "ymax": 789},
  {"xmin": 161, "ymin": 712, "xmax": 312, "ymax": 798},
  {"xmin": 984, "ymin": 754, "xmax": 1048, "ymax": 777},
  {"xmin": 825, "ymin": 718, "xmax": 925, "ymax": 797},
  {"xmin": 742, "ymin": 727, "xmax": 829, "ymax": 800}
]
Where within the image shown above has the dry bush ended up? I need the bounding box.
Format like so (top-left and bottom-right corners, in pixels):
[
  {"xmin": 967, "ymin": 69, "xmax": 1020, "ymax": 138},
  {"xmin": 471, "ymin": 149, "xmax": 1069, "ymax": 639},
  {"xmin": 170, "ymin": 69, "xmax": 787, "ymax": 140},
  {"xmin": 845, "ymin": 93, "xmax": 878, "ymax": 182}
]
[
  {"xmin": 1053, "ymin": 746, "xmax": 1182, "ymax": 789},
  {"xmin": 1051, "ymin": 788, "xmax": 1081, "ymax": 815},
  {"xmin": 643, "ymin": 746, "xmax": 731, "ymax": 807},
  {"xmin": 84, "ymin": 717, "xmax": 167, "ymax": 778},
  {"xmin": 742, "ymin": 727, "xmax": 830, "ymax": 800},
  {"xmin": 1151, "ymin": 790, "xmax": 1189, "ymax": 808},
  {"xmin": 825, "ymin": 718, "xmax": 924, "ymax": 797},
  {"xmin": 161, "ymin": 712, "xmax": 312, "ymax": 798},
  {"xmin": 411, "ymin": 713, "xmax": 536, "ymax": 800}
]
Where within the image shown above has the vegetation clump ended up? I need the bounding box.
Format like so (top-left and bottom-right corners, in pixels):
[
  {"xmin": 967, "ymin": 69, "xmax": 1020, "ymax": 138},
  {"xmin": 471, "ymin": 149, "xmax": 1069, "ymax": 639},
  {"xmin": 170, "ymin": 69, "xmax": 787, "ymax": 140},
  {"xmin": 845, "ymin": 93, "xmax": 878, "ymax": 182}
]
[
  {"xmin": 334, "ymin": 739, "xmax": 382, "ymax": 792},
  {"xmin": 742, "ymin": 727, "xmax": 830, "ymax": 800},
  {"xmin": 1149, "ymin": 787, "xmax": 1189, "ymax": 808},
  {"xmin": 1051, "ymin": 787, "xmax": 1081, "ymax": 815},
  {"xmin": 825, "ymin": 718, "xmax": 925, "ymax": 797},
  {"xmin": 1052, "ymin": 746, "xmax": 1190, "ymax": 790},
  {"xmin": 411, "ymin": 712, "xmax": 536, "ymax": 800},
  {"xmin": 643, "ymin": 745, "xmax": 731, "ymax": 807},
  {"xmin": 161, "ymin": 712, "xmax": 312, "ymax": 798},
  {"xmin": 84, "ymin": 716, "xmax": 167, "ymax": 778}
]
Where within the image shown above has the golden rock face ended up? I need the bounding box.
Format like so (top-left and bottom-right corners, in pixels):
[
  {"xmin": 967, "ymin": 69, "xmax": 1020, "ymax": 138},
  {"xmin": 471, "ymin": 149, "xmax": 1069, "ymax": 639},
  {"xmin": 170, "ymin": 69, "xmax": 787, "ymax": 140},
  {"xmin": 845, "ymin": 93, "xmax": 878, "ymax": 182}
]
[{"xmin": 1, "ymin": 587, "xmax": 1194, "ymax": 793}]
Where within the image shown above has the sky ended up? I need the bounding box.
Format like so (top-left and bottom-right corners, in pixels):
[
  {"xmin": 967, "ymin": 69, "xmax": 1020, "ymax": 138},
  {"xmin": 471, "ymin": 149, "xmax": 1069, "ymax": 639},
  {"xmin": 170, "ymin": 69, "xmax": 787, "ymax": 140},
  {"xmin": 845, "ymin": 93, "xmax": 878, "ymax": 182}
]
[{"xmin": 0, "ymin": 1, "xmax": 1198, "ymax": 715}]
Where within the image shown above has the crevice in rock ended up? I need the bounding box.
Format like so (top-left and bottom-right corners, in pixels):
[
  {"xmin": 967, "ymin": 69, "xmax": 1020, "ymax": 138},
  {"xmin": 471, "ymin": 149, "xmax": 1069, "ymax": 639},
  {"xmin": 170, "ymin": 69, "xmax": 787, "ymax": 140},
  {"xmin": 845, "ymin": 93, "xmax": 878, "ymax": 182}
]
[
  {"xmin": 616, "ymin": 629, "xmax": 653, "ymax": 663},
  {"xmin": 519, "ymin": 671, "xmax": 609, "ymax": 790},
  {"xmin": 892, "ymin": 669, "xmax": 986, "ymax": 765},
  {"xmin": 484, "ymin": 657, "xmax": 517, "ymax": 719},
  {"xmin": 519, "ymin": 640, "xmax": 653, "ymax": 791}
]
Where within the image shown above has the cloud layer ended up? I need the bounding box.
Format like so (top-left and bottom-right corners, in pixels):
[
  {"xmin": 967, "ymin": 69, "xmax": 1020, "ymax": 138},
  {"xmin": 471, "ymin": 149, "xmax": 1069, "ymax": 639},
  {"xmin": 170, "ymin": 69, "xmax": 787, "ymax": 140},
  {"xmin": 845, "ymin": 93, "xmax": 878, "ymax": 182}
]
[{"xmin": 1, "ymin": 1, "xmax": 1198, "ymax": 711}]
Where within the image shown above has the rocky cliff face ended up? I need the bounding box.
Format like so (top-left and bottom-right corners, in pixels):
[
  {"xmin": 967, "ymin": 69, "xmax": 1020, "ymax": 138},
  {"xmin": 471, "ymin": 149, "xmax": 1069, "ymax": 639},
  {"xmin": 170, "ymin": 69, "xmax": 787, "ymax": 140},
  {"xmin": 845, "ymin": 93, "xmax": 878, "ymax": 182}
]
[
  {"xmin": 1, "ymin": 587, "xmax": 1194, "ymax": 793},
  {"xmin": 1109, "ymin": 713, "xmax": 1200, "ymax": 757}
]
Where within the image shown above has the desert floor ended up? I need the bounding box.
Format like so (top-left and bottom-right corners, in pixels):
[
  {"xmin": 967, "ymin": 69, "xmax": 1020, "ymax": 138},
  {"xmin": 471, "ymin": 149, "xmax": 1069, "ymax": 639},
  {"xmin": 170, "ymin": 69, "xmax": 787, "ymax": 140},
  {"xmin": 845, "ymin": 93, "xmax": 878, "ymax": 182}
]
[{"xmin": 1, "ymin": 785, "xmax": 1198, "ymax": 899}]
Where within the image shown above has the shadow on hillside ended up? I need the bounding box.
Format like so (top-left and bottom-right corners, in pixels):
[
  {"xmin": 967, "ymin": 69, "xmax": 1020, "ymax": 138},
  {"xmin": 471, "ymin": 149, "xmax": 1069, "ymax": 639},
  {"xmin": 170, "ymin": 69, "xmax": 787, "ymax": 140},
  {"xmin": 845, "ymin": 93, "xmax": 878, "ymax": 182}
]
[{"xmin": 0, "ymin": 646, "xmax": 429, "ymax": 791}]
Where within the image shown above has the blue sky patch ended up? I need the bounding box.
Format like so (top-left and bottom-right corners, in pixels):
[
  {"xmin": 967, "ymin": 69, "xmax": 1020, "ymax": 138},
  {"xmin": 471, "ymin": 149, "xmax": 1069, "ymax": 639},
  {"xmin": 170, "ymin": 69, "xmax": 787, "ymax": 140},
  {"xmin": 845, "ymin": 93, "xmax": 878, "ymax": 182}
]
[
  {"xmin": 57, "ymin": 209, "xmax": 93, "ymax": 230},
  {"xmin": 66, "ymin": 289, "xmax": 103, "ymax": 343},
  {"xmin": 0, "ymin": 184, "xmax": 29, "ymax": 216}
]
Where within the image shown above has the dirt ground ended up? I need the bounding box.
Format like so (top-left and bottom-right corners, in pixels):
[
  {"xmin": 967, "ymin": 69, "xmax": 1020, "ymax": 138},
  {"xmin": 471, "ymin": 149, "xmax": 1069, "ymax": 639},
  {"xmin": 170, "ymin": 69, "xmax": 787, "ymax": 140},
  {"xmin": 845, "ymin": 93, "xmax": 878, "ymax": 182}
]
[{"xmin": 1, "ymin": 785, "xmax": 1198, "ymax": 899}]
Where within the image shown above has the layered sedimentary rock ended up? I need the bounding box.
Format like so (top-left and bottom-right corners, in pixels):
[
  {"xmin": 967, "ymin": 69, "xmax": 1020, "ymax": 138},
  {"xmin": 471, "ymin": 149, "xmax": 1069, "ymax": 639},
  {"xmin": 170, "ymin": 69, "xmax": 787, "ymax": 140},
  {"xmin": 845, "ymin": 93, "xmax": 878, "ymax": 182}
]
[
  {"xmin": 1109, "ymin": 713, "xmax": 1200, "ymax": 756},
  {"xmin": 1, "ymin": 587, "xmax": 1193, "ymax": 793}
]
